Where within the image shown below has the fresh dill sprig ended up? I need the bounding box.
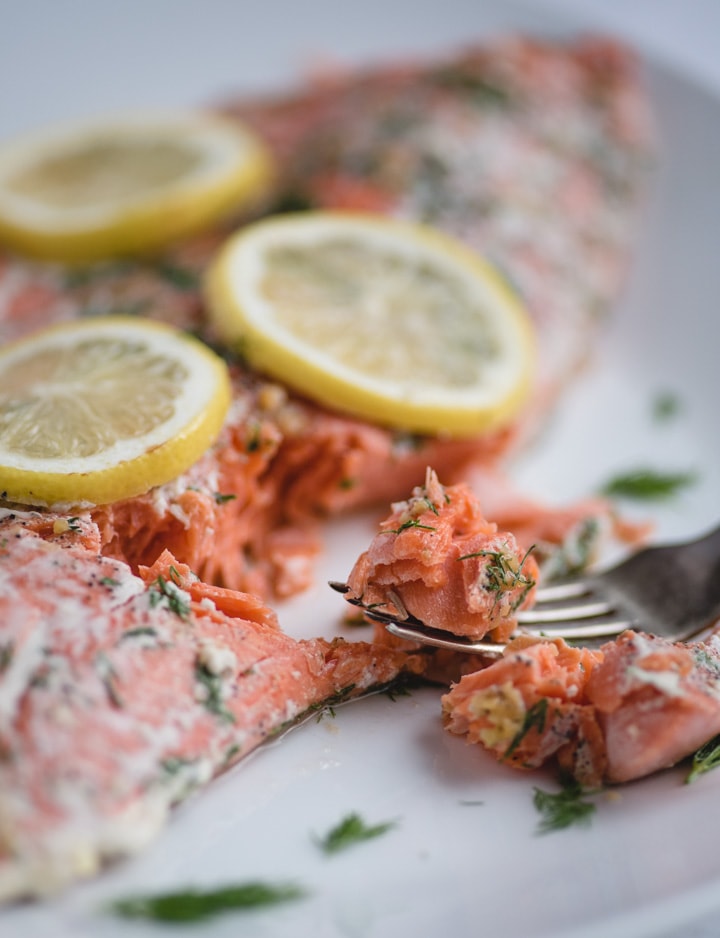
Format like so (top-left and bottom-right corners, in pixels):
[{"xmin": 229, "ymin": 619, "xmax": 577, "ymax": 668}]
[
  {"xmin": 107, "ymin": 881, "xmax": 306, "ymax": 922},
  {"xmin": 316, "ymin": 812, "xmax": 398, "ymax": 854},
  {"xmin": 533, "ymin": 777, "xmax": 601, "ymax": 834},
  {"xmin": 686, "ymin": 734, "xmax": 720, "ymax": 783},
  {"xmin": 600, "ymin": 468, "xmax": 696, "ymax": 501}
]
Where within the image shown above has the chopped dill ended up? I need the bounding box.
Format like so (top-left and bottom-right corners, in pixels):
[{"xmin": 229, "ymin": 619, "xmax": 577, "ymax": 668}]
[
  {"xmin": 384, "ymin": 519, "xmax": 437, "ymax": 535},
  {"xmin": 316, "ymin": 812, "xmax": 398, "ymax": 854},
  {"xmin": 107, "ymin": 881, "xmax": 306, "ymax": 922},
  {"xmin": 686, "ymin": 734, "xmax": 720, "ymax": 783},
  {"xmin": 213, "ymin": 492, "xmax": 237, "ymax": 505},
  {"xmin": 533, "ymin": 777, "xmax": 601, "ymax": 834},
  {"xmin": 160, "ymin": 755, "xmax": 198, "ymax": 776},
  {"xmin": 194, "ymin": 663, "xmax": 236, "ymax": 724},
  {"xmin": 503, "ymin": 698, "xmax": 547, "ymax": 760},
  {"xmin": 384, "ymin": 683, "xmax": 413, "ymax": 702},
  {"xmin": 0, "ymin": 642, "xmax": 13, "ymax": 673},
  {"xmin": 96, "ymin": 652, "xmax": 123, "ymax": 708},
  {"xmin": 652, "ymin": 391, "xmax": 681, "ymax": 422},
  {"xmin": 154, "ymin": 262, "xmax": 200, "ymax": 291},
  {"xmin": 99, "ymin": 576, "xmax": 121, "ymax": 588},
  {"xmin": 245, "ymin": 421, "xmax": 262, "ymax": 453},
  {"xmin": 600, "ymin": 468, "xmax": 697, "ymax": 501},
  {"xmin": 149, "ymin": 575, "xmax": 190, "ymax": 619},
  {"xmin": 119, "ymin": 626, "xmax": 157, "ymax": 642},
  {"xmin": 315, "ymin": 704, "xmax": 337, "ymax": 722},
  {"xmin": 223, "ymin": 743, "xmax": 242, "ymax": 766},
  {"xmin": 307, "ymin": 684, "xmax": 357, "ymax": 723}
]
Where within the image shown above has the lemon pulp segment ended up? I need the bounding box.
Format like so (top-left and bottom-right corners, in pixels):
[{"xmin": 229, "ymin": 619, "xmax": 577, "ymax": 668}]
[
  {"xmin": 206, "ymin": 211, "xmax": 534, "ymax": 437},
  {"xmin": 0, "ymin": 316, "xmax": 231, "ymax": 507},
  {"xmin": 0, "ymin": 113, "xmax": 273, "ymax": 263}
]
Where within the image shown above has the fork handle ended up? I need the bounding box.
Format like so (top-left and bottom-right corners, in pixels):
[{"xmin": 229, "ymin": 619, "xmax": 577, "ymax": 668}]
[{"xmin": 602, "ymin": 522, "xmax": 720, "ymax": 638}]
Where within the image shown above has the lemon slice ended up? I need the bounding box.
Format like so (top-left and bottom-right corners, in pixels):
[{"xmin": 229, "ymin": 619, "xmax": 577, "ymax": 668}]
[
  {"xmin": 206, "ymin": 211, "xmax": 534, "ymax": 437},
  {"xmin": 0, "ymin": 316, "xmax": 231, "ymax": 508},
  {"xmin": 0, "ymin": 112, "xmax": 273, "ymax": 263}
]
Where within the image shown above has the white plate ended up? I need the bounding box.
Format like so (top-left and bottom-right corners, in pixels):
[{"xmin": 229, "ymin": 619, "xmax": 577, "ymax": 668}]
[{"xmin": 3, "ymin": 2, "xmax": 720, "ymax": 937}]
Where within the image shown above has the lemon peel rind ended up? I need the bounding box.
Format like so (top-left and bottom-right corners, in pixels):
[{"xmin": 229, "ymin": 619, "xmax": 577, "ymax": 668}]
[
  {"xmin": 0, "ymin": 114, "xmax": 274, "ymax": 263},
  {"xmin": 206, "ymin": 211, "xmax": 535, "ymax": 438},
  {"xmin": 0, "ymin": 398, "xmax": 229, "ymax": 509},
  {"xmin": 0, "ymin": 316, "xmax": 232, "ymax": 508}
]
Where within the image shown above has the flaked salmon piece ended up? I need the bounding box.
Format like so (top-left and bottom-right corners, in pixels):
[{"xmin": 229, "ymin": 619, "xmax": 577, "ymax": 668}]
[
  {"xmin": 442, "ymin": 630, "xmax": 720, "ymax": 786},
  {"xmin": 344, "ymin": 468, "xmax": 539, "ymax": 643},
  {"xmin": 0, "ymin": 510, "xmax": 426, "ymax": 901},
  {"xmin": 442, "ymin": 637, "xmax": 607, "ymax": 785}
]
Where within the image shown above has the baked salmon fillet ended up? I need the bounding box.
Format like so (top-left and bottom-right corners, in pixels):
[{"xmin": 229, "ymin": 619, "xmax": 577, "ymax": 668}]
[
  {"xmin": 442, "ymin": 630, "xmax": 720, "ymax": 787},
  {"xmin": 0, "ymin": 34, "xmax": 653, "ymax": 596},
  {"xmin": 0, "ymin": 509, "xmax": 426, "ymax": 901}
]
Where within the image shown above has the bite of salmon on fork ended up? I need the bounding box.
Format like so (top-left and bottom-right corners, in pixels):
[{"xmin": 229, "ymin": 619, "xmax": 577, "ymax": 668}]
[
  {"xmin": 335, "ymin": 498, "xmax": 720, "ymax": 655},
  {"xmin": 0, "ymin": 509, "xmax": 426, "ymax": 902},
  {"xmin": 334, "ymin": 469, "xmax": 540, "ymax": 647}
]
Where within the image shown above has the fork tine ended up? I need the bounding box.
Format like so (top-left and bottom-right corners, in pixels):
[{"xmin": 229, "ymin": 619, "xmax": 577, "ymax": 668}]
[
  {"xmin": 385, "ymin": 620, "xmax": 508, "ymax": 655},
  {"xmin": 329, "ymin": 580, "xmax": 350, "ymax": 594},
  {"xmin": 516, "ymin": 598, "xmax": 615, "ymax": 624},
  {"xmin": 532, "ymin": 580, "xmax": 593, "ymax": 603},
  {"xmin": 525, "ymin": 619, "xmax": 635, "ymax": 639}
]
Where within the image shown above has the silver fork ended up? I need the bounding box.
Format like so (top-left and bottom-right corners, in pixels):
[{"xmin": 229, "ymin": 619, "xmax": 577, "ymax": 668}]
[{"xmin": 330, "ymin": 522, "xmax": 720, "ymax": 654}]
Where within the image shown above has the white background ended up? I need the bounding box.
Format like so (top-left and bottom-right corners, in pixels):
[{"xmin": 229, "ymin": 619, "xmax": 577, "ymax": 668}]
[{"xmin": 1, "ymin": 1, "xmax": 719, "ymax": 138}]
